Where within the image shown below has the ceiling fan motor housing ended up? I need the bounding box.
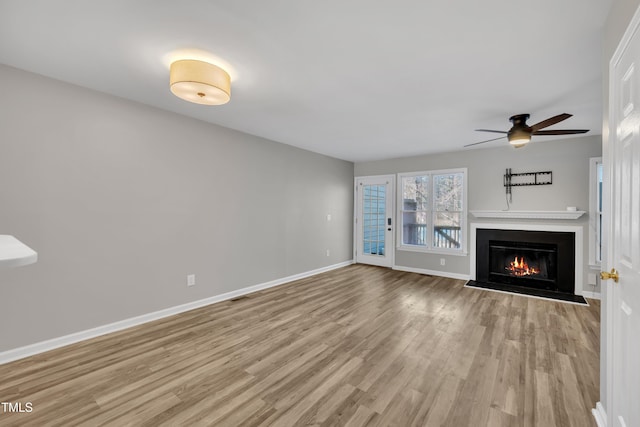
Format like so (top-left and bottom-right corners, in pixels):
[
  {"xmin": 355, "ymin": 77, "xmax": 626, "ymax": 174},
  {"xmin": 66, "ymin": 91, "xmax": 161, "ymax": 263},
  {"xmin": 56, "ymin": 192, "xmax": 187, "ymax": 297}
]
[
  {"xmin": 507, "ymin": 114, "xmax": 532, "ymax": 146},
  {"xmin": 509, "ymin": 114, "xmax": 530, "ymax": 126}
]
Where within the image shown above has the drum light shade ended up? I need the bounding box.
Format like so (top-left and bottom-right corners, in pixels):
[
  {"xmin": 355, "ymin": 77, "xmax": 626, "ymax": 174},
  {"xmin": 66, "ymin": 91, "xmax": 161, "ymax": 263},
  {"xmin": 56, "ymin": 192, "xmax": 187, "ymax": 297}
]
[{"xmin": 170, "ymin": 59, "xmax": 231, "ymax": 105}]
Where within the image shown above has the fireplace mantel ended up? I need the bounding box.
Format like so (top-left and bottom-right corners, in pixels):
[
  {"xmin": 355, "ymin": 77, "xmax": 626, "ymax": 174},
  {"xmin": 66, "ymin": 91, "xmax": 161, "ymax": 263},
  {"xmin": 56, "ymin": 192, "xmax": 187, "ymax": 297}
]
[{"xmin": 470, "ymin": 210, "xmax": 586, "ymax": 220}]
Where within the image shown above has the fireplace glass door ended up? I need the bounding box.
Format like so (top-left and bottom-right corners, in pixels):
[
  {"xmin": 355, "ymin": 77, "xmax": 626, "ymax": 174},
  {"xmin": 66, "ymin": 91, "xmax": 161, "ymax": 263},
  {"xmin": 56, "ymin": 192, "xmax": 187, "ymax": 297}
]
[{"xmin": 488, "ymin": 241, "xmax": 558, "ymax": 290}]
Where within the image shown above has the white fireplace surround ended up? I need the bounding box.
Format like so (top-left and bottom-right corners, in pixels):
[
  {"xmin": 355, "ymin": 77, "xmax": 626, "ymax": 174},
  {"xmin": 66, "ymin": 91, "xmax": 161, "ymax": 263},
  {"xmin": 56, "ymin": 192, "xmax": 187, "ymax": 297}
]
[{"xmin": 470, "ymin": 223, "xmax": 584, "ymax": 297}]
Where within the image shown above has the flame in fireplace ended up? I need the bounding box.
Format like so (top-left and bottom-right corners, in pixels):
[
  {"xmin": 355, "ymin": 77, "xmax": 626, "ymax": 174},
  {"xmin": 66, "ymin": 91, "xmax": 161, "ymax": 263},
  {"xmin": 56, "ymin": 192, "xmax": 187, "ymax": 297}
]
[{"xmin": 506, "ymin": 256, "xmax": 540, "ymax": 277}]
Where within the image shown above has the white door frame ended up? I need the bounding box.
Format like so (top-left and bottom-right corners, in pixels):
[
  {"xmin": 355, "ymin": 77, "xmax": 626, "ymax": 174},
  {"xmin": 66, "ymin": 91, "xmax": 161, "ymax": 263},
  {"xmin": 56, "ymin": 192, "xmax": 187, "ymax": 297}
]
[{"xmin": 354, "ymin": 175, "xmax": 395, "ymax": 267}]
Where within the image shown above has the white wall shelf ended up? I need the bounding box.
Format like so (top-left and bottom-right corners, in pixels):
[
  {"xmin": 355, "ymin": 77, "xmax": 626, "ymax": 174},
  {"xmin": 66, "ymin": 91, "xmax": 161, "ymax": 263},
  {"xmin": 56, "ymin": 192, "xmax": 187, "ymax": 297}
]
[
  {"xmin": 470, "ymin": 210, "xmax": 586, "ymax": 220},
  {"xmin": 0, "ymin": 235, "xmax": 37, "ymax": 268}
]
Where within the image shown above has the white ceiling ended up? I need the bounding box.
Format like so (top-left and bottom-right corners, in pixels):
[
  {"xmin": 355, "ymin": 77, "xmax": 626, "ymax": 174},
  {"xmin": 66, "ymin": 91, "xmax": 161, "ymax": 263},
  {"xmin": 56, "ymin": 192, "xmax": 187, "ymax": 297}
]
[{"xmin": 0, "ymin": 0, "xmax": 611, "ymax": 162}]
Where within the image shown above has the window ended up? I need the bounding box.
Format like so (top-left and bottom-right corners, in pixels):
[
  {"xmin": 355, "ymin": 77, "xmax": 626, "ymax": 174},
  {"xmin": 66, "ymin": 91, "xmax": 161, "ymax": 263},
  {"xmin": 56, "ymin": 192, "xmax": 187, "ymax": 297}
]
[
  {"xmin": 589, "ymin": 157, "xmax": 603, "ymax": 266},
  {"xmin": 398, "ymin": 169, "xmax": 467, "ymax": 253}
]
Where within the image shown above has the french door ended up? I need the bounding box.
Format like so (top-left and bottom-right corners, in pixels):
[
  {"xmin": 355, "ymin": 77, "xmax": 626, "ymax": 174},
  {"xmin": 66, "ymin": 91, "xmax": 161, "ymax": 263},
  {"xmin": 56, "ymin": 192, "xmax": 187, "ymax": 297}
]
[
  {"xmin": 354, "ymin": 175, "xmax": 394, "ymax": 267},
  {"xmin": 604, "ymin": 8, "xmax": 640, "ymax": 427}
]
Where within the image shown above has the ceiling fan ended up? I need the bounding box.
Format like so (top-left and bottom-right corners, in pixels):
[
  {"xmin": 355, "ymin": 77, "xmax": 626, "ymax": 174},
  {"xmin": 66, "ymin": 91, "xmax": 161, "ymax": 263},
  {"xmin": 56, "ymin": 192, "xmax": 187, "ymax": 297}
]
[{"xmin": 465, "ymin": 113, "xmax": 589, "ymax": 148}]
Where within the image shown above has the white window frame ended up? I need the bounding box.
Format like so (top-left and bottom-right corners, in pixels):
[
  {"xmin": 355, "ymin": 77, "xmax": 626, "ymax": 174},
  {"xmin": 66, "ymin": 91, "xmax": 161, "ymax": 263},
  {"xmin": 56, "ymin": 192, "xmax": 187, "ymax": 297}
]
[
  {"xmin": 396, "ymin": 168, "xmax": 467, "ymax": 255},
  {"xmin": 589, "ymin": 157, "xmax": 603, "ymax": 267}
]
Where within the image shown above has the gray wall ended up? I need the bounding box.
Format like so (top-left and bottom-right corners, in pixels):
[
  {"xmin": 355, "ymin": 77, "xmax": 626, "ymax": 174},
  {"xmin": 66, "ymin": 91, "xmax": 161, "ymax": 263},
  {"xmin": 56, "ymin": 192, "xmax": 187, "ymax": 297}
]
[
  {"xmin": 355, "ymin": 135, "xmax": 602, "ymax": 292},
  {"xmin": 0, "ymin": 64, "xmax": 354, "ymax": 352},
  {"xmin": 600, "ymin": 0, "xmax": 640, "ymax": 415}
]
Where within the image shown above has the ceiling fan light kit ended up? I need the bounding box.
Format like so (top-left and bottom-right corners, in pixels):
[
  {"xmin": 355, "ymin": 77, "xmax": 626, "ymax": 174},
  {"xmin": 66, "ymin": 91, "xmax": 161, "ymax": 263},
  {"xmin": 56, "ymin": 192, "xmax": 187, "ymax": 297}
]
[
  {"xmin": 170, "ymin": 59, "xmax": 231, "ymax": 105},
  {"xmin": 466, "ymin": 113, "xmax": 589, "ymax": 148},
  {"xmin": 507, "ymin": 114, "xmax": 531, "ymax": 147}
]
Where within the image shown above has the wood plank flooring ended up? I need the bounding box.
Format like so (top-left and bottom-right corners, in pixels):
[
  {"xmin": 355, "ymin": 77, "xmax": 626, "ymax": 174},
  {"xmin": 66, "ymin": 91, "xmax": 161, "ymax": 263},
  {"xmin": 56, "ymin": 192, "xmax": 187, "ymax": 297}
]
[{"xmin": 0, "ymin": 264, "xmax": 600, "ymax": 426}]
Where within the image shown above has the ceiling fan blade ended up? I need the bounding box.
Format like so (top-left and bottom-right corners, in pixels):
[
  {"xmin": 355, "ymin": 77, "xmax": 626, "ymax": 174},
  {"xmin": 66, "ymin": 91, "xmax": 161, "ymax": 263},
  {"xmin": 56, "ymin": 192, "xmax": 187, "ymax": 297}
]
[
  {"xmin": 464, "ymin": 135, "xmax": 507, "ymax": 147},
  {"xmin": 475, "ymin": 129, "xmax": 508, "ymax": 134},
  {"xmin": 530, "ymin": 113, "xmax": 572, "ymax": 132},
  {"xmin": 532, "ymin": 129, "xmax": 589, "ymax": 135}
]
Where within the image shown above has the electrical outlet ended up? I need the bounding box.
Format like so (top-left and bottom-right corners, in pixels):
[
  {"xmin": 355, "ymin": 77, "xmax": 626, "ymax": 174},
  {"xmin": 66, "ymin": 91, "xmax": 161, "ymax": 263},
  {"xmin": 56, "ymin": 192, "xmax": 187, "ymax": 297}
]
[
  {"xmin": 588, "ymin": 273, "xmax": 597, "ymax": 286},
  {"xmin": 326, "ymin": 214, "xmax": 332, "ymax": 221},
  {"xmin": 440, "ymin": 258, "xmax": 446, "ymax": 266},
  {"xmin": 326, "ymin": 249, "xmax": 330, "ymax": 257},
  {"xmin": 187, "ymin": 274, "xmax": 196, "ymax": 287}
]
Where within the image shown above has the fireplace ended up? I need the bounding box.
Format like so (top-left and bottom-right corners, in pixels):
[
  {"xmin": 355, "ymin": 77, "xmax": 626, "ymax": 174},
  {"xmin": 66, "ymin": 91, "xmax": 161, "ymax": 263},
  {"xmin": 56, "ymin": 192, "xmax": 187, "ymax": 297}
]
[{"xmin": 475, "ymin": 228, "xmax": 575, "ymax": 295}]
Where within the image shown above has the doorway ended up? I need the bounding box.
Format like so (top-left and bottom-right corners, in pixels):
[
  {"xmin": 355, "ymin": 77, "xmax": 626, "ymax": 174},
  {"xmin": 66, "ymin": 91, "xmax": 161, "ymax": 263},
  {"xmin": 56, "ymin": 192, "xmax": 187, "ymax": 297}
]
[{"xmin": 354, "ymin": 175, "xmax": 394, "ymax": 267}]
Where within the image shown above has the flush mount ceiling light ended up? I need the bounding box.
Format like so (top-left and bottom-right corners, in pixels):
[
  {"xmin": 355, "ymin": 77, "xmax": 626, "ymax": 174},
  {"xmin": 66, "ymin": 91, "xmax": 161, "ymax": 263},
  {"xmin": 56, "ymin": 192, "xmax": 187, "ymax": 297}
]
[
  {"xmin": 507, "ymin": 125, "xmax": 531, "ymax": 148},
  {"xmin": 170, "ymin": 59, "xmax": 231, "ymax": 105}
]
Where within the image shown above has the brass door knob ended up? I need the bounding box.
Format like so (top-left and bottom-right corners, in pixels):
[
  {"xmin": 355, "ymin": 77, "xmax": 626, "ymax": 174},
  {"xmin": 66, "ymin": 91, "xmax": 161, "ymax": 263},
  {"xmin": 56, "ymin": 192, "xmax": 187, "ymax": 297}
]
[{"xmin": 600, "ymin": 268, "xmax": 619, "ymax": 283}]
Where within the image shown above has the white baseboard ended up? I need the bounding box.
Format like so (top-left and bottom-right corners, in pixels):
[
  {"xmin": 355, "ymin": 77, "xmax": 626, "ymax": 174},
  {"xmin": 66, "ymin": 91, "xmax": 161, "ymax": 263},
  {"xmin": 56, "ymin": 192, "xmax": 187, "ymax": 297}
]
[
  {"xmin": 592, "ymin": 402, "xmax": 607, "ymax": 427},
  {"xmin": 0, "ymin": 260, "xmax": 354, "ymax": 365},
  {"xmin": 582, "ymin": 290, "xmax": 601, "ymax": 300},
  {"xmin": 392, "ymin": 265, "xmax": 470, "ymax": 281}
]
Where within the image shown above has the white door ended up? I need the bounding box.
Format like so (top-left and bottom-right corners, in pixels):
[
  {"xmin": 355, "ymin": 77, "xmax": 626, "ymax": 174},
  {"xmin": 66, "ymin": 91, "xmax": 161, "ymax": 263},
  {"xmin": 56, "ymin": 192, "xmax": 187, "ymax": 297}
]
[
  {"xmin": 355, "ymin": 176, "xmax": 394, "ymax": 267},
  {"xmin": 606, "ymin": 8, "xmax": 640, "ymax": 427}
]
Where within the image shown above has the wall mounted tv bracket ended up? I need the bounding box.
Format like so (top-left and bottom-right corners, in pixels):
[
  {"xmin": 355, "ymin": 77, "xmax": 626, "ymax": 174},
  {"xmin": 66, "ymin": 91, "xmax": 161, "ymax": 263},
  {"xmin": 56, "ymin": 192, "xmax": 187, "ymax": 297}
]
[{"xmin": 503, "ymin": 168, "xmax": 552, "ymax": 202}]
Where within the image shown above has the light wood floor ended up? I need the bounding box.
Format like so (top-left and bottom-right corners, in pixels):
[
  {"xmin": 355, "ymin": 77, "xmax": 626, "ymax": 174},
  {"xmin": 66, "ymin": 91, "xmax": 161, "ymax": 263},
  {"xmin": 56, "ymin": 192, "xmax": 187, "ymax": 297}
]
[{"xmin": 0, "ymin": 265, "xmax": 600, "ymax": 426}]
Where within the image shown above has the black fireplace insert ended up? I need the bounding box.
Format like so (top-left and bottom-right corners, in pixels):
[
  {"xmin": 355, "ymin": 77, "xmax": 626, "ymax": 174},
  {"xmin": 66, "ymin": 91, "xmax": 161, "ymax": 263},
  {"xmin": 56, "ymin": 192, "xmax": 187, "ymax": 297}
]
[{"xmin": 475, "ymin": 229, "xmax": 575, "ymax": 295}]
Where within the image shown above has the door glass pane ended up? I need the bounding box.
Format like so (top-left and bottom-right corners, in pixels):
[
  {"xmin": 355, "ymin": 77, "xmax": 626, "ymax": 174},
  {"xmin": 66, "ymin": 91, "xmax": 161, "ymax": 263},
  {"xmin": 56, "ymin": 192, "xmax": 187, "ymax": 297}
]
[{"xmin": 362, "ymin": 184, "xmax": 385, "ymax": 256}]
